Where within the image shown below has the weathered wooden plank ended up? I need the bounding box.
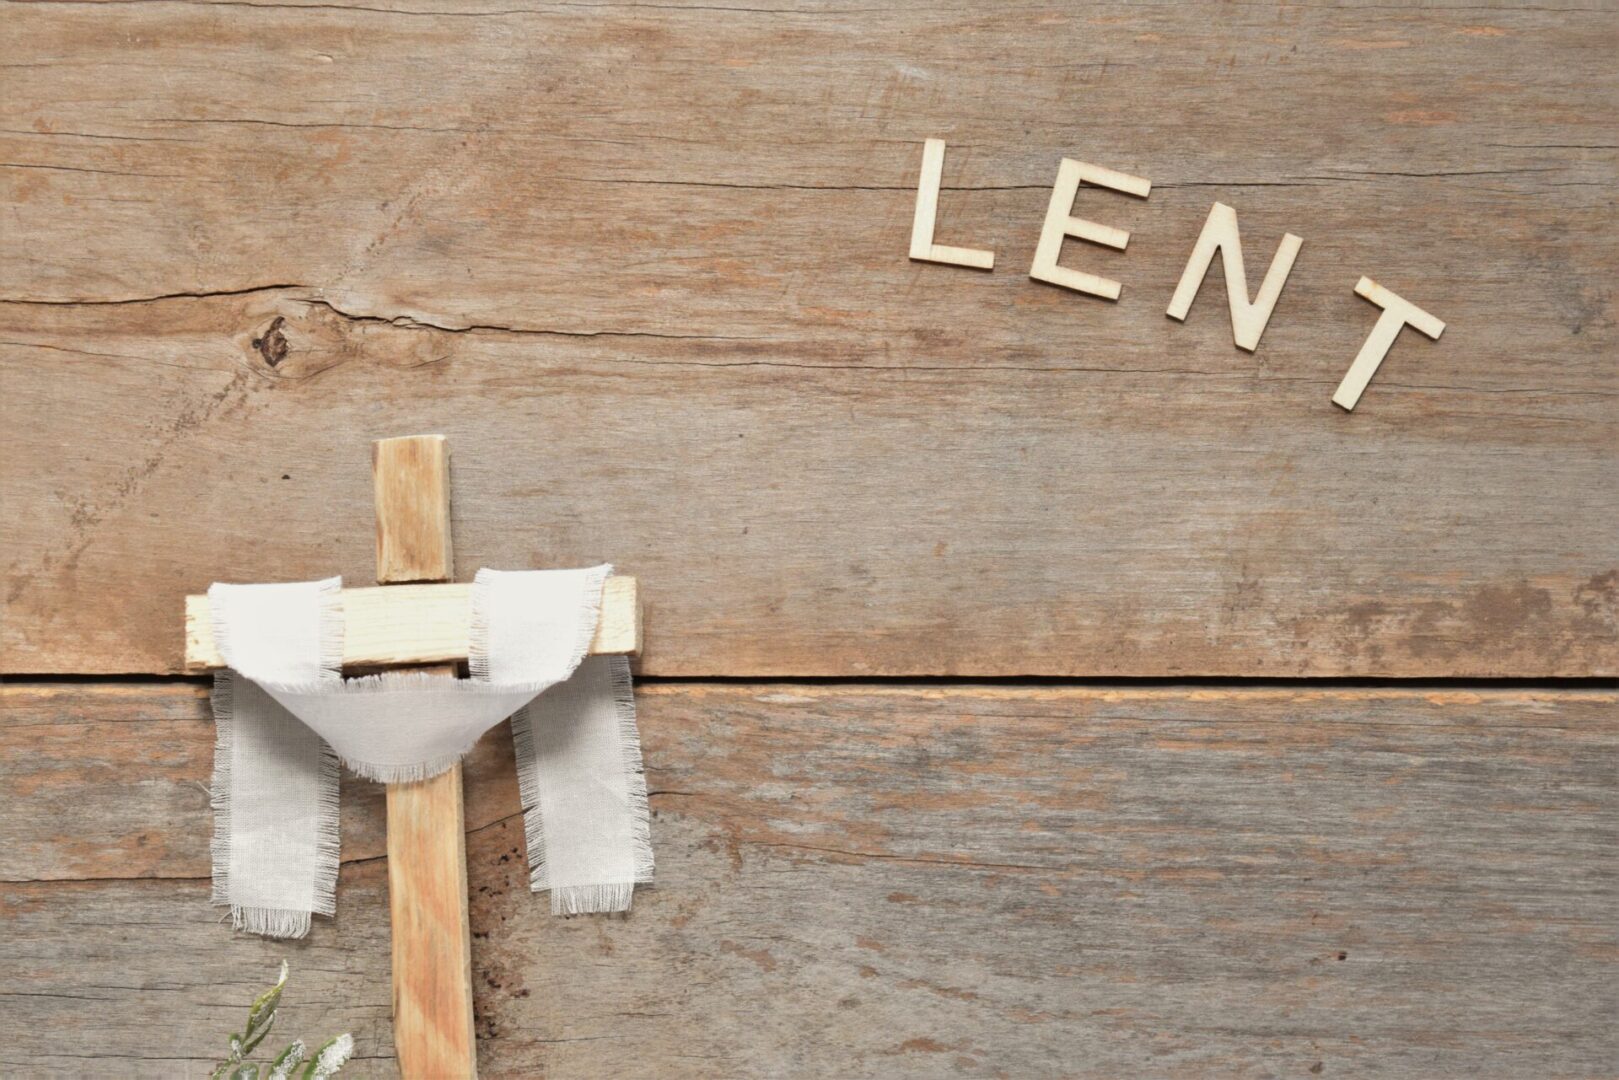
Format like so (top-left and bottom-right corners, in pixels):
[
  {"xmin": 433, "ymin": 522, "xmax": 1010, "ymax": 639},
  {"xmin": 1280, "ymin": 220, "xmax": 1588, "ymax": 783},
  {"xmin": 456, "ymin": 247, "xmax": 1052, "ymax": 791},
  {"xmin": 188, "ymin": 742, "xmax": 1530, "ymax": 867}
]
[
  {"xmin": 370, "ymin": 433, "xmax": 479, "ymax": 1078},
  {"xmin": 0, "ymin": 683, "xmax": 518, "ymax": 882},
  {"xmin": 3, "ymin": 289, "xmax": 1614, "ymax": 678},
  {"xmin": 1, "ymin": 4, "xmax": 1614, "ymax": 678},
  {"xmin": 2, "ymin": 2, "xmax": 1612, "ymax": 326},
  {"xmin": 184, "ymin": 577, "xmax": 640, "ymax": 670},
  {"xmin": 3, "ymin": 682, "xmax": 1615, "ymax": 1077}
]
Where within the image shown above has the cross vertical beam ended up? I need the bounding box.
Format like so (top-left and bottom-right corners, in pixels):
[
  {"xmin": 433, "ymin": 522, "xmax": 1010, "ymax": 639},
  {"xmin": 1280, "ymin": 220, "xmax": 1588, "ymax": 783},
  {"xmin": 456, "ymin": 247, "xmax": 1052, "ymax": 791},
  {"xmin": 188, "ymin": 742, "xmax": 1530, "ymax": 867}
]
[{"xmin": 374, "ymin": 434, "xmax": 478, "ymax": 1078}]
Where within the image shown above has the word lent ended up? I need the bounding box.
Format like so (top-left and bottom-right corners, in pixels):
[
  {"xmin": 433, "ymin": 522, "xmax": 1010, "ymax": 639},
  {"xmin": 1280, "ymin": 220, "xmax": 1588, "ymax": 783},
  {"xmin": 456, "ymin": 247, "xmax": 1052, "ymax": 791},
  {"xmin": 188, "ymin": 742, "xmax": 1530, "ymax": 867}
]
[{"xmin": 909, "ymin": 138, "xmax": 1445, "ymax": 411}]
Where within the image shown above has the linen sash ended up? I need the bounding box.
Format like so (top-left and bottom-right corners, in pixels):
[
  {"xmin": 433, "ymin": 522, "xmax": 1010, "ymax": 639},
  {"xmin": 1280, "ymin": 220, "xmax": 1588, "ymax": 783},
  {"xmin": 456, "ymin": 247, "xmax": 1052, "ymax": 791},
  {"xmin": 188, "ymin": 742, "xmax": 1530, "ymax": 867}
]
[{"xmin": 208, "ymin": 564, "xmax": 652, "ymax": 937}]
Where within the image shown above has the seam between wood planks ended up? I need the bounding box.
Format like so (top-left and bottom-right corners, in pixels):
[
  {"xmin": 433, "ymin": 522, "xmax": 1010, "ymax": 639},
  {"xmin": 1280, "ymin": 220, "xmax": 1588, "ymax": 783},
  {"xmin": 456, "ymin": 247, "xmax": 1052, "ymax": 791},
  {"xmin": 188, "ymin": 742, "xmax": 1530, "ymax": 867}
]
[{"xmin": 6, "ymin": 673, "xmax": 1615, "ymax": 689}]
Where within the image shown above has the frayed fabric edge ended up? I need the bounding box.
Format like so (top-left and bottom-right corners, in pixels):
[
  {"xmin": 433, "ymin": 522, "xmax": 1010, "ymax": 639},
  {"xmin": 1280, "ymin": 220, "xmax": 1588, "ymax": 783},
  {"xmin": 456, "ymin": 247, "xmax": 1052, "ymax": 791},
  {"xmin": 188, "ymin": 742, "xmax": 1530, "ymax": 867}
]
[
  {"xmin": 208, "ymin": 672, "xmax": 235, "ymax": 909},
  {"xmin": 210, "ymin": 674, "xmax": 340, "ymax": 935},
  {"xmin": 610, "ymin": 654, "xmax": 656, "ymax": 889},
  {"xmin": 469, "ymin": 563, "xmax": 612, "ymax": 686},
  {"xmin": 208, "ymin": 576, "xmax": 344, "ymax": 684},
  {"xmin": 511, "ymin": 702, "xmax": 545, "ymax": 878},
  {"xmin": 469, "ymin": 570, "xmax": 494, "ymax": 682},
  {"xmin": 230, "ymin": 906, "xmax": 313, "ymax": 940},
  {"xmin": 315, "ymin": 576, "xmax": 344, "ymax": 684},
  {"xmin": 551, "ymin": 882, "xmax": 638, "ymax": 916},
  {"xmin": 567, "ymin": 564, "xmax": 613, "ymax": 685},
  {"xmin": 209, "ymin": 584, "xmax": 341, "ymax": 935},
  {"xmin": 336, "ymin": 745, "xmax": 479, "ymax": 784},
  {"xmin": 312, "ymin": 741, "xmax": 341, "ymax": 918},
  {"xmin": 519, "ymin": 654, "xmax": 654, "ymax": 914}
]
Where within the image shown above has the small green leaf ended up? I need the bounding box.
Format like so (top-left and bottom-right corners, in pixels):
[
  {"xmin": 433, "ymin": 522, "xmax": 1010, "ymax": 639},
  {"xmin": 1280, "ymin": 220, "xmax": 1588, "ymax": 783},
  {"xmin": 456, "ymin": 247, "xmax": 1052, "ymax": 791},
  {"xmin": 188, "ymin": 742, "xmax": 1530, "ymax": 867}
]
[
  {"xmin": 247, "ymin": 963, "xmax": 289, "ymax": 1033},
  {"xmin": 301, "ymin": 1033, "xmax": 354, "ymax": 1079},
  {"xmin": 241, "ymin": 1025, "xmax": 273, "ymax": 1057},
  {"xmin": 268, "ymin": 1039, "xmax": 307, "ymax": 1080},
  {"xmin": 212, "ymin": 963, "xmax": 347, "ymax": 1080},
  {"xmin": 216, "ymin": 1031, "xmax": 246, "ymax": 1074},
  {"xmin": 238, "ymin": 959, "xmax": 287, "ymax": 1056}
]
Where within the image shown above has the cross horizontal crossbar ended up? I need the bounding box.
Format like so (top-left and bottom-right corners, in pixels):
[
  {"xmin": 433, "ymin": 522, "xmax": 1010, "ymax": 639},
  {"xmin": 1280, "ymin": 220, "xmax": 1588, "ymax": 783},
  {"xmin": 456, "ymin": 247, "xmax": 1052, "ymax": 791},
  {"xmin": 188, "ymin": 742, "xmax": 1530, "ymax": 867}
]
[{"xmin": 184, "ymin": 576, "xmax": 640, "ymax": 671}]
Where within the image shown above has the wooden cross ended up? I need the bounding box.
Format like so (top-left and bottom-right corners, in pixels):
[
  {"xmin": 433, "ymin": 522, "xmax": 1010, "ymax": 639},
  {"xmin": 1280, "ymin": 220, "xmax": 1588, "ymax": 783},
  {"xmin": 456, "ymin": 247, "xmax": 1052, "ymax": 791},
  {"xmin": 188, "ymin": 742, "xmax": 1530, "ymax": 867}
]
[{"xmin": 184, "ymin": 434, "xmax": 641, "ymax": 1078}]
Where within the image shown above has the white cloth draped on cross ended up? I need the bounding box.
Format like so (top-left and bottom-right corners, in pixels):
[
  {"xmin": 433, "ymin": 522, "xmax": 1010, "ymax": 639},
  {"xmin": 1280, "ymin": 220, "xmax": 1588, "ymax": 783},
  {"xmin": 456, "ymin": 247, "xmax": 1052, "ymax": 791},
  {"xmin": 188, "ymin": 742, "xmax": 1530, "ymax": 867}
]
[{"xmin": 207, "ymin": 563, "xmax": 653, "ymax": 938}]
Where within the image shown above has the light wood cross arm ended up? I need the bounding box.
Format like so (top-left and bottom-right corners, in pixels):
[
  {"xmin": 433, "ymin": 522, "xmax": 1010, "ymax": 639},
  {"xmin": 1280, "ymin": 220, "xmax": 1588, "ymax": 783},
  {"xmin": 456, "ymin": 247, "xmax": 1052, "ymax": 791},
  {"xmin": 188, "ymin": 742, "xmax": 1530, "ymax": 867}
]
[{"xmin": 184, "ymin": 576, "xmax": 640, "ymax": 672}]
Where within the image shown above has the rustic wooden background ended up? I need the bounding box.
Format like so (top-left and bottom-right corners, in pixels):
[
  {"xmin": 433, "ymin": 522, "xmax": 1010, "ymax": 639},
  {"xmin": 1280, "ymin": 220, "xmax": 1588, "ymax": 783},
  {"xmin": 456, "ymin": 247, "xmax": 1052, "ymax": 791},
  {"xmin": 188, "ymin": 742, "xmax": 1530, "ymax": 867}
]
[{"xmin": 2, "ymin": 1, "xmax": 1614, "ymax": 1076}]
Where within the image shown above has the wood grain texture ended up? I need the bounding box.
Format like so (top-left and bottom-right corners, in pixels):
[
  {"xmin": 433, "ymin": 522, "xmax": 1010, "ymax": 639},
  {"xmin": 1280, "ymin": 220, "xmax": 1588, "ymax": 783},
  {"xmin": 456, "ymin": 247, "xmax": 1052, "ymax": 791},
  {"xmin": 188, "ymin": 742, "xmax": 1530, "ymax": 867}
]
[
  {"xmin": 386, "ymin": 715, "xmax": 476, "ymax": 1080},
  {"xmin": 372, "ymin": 434, "xmax": 478, "ymax": 1078},
  {"xmin": 1, "ymin": 2, "xmax": 1614, "ymax": 677},
  {"xmin": 183, "ymin": 576, "xmax": 641, "ymax": 671},
  {"xmin": 3, "ymin": 682, "xmax": 1615, "ymax": 1078},
  {"xmin": 374, "ymin": 434, "xmax": 455, "ymax": 585}
]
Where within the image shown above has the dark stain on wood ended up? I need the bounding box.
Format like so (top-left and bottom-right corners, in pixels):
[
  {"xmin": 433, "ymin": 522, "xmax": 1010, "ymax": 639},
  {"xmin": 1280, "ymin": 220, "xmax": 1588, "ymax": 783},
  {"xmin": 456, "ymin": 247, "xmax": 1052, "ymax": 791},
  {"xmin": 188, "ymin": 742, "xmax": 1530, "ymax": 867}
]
[{"xmin": 251, "ymin": 315, "xmax": 288, "ymax": 368}]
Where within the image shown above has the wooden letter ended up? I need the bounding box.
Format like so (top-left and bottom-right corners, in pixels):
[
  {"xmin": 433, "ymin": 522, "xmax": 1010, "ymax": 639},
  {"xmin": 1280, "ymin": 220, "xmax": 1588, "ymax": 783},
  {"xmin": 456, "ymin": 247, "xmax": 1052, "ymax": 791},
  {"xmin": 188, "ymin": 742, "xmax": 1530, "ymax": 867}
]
[
  {"xmin": 1028, "ymin": 158, "xmax": 1151, "ymax": 300},
  {"xmin": 908, "ymin": 138, "xmax": 994, "ymax": 270},
  {"xmin": 1332, "ymin": 277, "xmax": 1446, "ymax": 411},
  {"xmin": 1165, "ymin": 202, "xmax": 1302, "ymax": 352}
]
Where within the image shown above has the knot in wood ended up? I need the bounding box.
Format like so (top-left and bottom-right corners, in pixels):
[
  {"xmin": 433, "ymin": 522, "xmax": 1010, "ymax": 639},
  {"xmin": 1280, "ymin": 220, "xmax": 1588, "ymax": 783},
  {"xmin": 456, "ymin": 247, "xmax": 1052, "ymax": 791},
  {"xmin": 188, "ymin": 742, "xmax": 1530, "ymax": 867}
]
[{"xmin": 251, "ymin": 315, "xmax": 289, "ymax": 368}]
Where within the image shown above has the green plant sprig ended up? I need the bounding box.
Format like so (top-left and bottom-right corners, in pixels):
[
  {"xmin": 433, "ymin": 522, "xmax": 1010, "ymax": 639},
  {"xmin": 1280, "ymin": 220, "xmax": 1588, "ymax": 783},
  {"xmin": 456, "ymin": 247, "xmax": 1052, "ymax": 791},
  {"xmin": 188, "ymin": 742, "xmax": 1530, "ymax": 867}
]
[{"xmin": 210, "ymin": 962, "xmax": 354, "ymax": 1080}]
